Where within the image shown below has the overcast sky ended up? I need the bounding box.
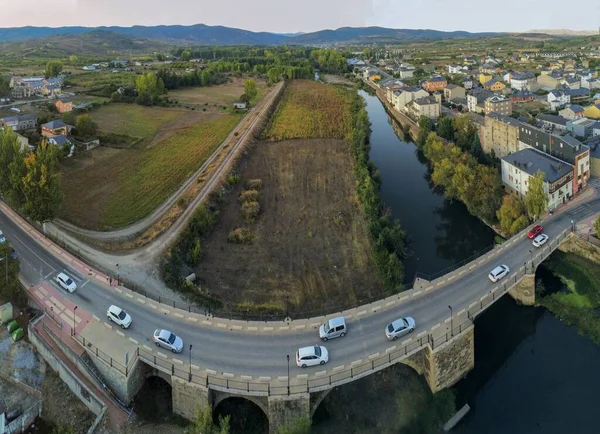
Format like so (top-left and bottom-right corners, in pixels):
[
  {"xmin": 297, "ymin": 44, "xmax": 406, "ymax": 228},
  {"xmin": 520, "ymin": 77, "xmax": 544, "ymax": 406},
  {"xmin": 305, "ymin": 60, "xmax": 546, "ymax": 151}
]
[{"xmin": 1, "ymin": 0, "xmax": 599, "ymax": 33}]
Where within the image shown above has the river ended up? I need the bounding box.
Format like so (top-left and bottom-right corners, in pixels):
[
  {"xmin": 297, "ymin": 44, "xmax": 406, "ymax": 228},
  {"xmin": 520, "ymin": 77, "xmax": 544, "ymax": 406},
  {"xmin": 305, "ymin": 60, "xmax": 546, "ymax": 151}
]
[{"xmin": 357, "ymin": 90, "xmax": 600, "ymax": 433}]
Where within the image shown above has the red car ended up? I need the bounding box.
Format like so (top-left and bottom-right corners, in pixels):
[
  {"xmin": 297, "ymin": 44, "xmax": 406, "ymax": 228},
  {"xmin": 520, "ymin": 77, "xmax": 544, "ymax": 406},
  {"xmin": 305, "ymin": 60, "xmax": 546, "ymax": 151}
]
[{"xmin": 528, "ymin": 225, "xmax": 543, "ymax": 239}]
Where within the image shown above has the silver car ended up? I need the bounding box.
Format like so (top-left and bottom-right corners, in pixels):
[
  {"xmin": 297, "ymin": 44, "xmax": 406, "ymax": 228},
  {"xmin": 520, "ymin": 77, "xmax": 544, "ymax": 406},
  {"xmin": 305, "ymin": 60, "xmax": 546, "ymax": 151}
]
[
  {"xmin": 385, "ymin": 317, "xmax": 416, "ymax": 341},
  {"xmin": 532, "ymin": 234, "xmax": 549, "ymax": 248},
  {"xmin": 153, "ymin": 329, "xmax": 183, "ymax": 353}
]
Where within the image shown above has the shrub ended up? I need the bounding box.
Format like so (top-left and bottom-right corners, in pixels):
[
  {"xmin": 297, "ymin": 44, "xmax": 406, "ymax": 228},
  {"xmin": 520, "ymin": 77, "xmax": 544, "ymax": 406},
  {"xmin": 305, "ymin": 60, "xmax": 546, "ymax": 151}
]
[
  {"xmin": 239, "ymin": 189, "xmax": 259, "ymax": 203},
  {"xmin": 228, "ymin": 228, "xmax": 254, "ymax": 244},
  {"xmin": 226, "ymin": 173, "xmax": 241, "ymax": 186},
  {"xmin": 241, "ymin": 201, "xmax": 260, "ymax": 222},
  {"xmin": 245, "ymin": 179, "xmax": 263, "ymax": 190}
]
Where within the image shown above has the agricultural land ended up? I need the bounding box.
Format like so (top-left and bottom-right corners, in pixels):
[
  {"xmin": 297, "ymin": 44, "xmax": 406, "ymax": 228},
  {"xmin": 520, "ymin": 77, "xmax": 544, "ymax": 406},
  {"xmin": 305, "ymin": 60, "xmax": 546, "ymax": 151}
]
[{"xmin": 194, "ymin": 80, "xmax": 384, "ymax": 314}]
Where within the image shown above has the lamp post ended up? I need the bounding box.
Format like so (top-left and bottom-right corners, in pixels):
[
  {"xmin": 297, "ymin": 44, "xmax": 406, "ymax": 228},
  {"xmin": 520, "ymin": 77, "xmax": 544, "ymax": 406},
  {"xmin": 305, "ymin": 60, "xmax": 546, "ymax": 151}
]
[
  {"xmin": 116, "ymin": 263, "xmax": 120, "ymax": 285},
  {"xmin": 189, "ymin": 344, "xmax": 193, "ymax": 382},
  {"xmin": 286, "ymin": 354, "xmax": 290, "ymax": 395},
  {"xmin": 73, "ymin": 305, "xmax": 78, "ymax": 336},
  {"xmin": 0, "ymin": 254, "xmax": 7, "ymax": 286},
  {"xmin": 571, "ymin": 219, "xmax": 575, "ymax": 232},
  {"xmin": 448, "ymin": 305, "xmax": 453, "ymax": 337}
]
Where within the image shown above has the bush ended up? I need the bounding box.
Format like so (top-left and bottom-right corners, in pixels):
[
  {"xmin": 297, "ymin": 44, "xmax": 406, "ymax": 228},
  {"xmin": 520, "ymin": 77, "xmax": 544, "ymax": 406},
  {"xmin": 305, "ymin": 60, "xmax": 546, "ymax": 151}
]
[
  {"xmin": 241, "ymin": 201, "xmax": 260, "ymax": 222},
  {"xmin": 245, "ymin": 179, "xmax": 263, "ymax": 190},
  {"xmin": 228, "ymin": 227, "xmax": 254, "ymax": 244},
  {"xmin": 239, "ymin": 189, "xmax": 259, "ymax": 203}
]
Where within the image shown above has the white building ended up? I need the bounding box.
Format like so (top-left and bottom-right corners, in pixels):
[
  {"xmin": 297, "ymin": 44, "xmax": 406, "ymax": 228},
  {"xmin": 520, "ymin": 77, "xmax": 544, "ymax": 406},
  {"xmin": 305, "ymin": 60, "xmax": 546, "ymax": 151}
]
[
  {"xmin": 510, "ymin": 72, "xmax": 536, "ymax": 91},
  {"xmin": 501, "ymin": 148, "xmax": 574, "ymax": 211},
  {"xmin": 392, "ymin": 87, "xmax": 428, "ymax": 111},
  {"xmin": 547, "ymin": 90, "xmax": 570, "ymax": 110}
]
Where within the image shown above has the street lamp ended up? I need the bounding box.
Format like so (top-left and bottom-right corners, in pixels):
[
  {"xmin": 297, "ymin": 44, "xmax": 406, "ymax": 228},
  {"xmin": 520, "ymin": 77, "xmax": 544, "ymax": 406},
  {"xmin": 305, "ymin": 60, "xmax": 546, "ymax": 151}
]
[
  {"xmin": 0, "ymin": 253, "xmax": 7, "ymax": 286},
  {"xmin": 116, "ymin": 263, "xmax": 120, "ymax": 285},
  {"xmin": 286, "ymin": 354, "xmax": 290, "ymax": 396},
  {"xmin": 448, "ymin": 305, "xmax": 453, "ymax": 337},
  {"xmin": 189, "ymin": 344, "xmax": 193, "ymax": 382},
  {"xmin": 73, "ymin": 306, "xmax": 78, "ymax": 336}
]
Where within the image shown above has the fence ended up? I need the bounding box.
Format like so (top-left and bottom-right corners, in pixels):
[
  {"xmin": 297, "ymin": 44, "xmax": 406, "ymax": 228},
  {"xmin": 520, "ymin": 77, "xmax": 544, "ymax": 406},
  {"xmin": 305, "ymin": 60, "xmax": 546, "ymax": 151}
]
[{"xmin": 4, "ymin": 401, "xmax": 42, "ymax": 434}]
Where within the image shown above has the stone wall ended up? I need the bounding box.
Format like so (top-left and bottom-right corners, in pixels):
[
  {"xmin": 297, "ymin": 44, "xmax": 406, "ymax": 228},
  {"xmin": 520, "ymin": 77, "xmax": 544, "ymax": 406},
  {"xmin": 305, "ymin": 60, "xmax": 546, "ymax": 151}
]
[
  {"xmin": 171, "ymin": 377, "xmax": 210, "ymax": 420},
  {"xmin": 481, "ymin": 115, "xmax": 519, "ymax": 158},
  {"xmin": 267, "ymin": 393, "xmax": 310, "ymax": 434},
  {"xmin": 590, "ymin": 157, "xmax": 600, "ymax": 178},
  {"xmin": 425, "ymin": 326, "xmax": 475, "ymax": 393},
  {"xmin": 559, "ymin": 232, "xmax": 600, "ymax": 263},
  {"xmin": 508, "ymin": 272, "xmax": 536, "ymax": 305}
]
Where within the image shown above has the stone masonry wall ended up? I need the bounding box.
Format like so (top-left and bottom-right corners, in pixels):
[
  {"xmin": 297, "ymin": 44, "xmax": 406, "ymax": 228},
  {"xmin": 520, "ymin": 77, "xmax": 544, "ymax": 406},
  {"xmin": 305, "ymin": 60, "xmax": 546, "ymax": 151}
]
[
  {"xmin": 171, "ymin": 377, "xmax": 210, "ymax": 421},
  {"xmin": 559, "ymin": 233, "xmax": 600, "ymax": 263},
  {"xmin": 267, "ymin": 393, "xmax": 310, "ymax": 434},
  {"xmin": 425, "ymin": 326, "xmax": 475, "ymax": 393},
  {"xmin": 508, "ymin": 272, "xmax": 536, "ymax": 306}
]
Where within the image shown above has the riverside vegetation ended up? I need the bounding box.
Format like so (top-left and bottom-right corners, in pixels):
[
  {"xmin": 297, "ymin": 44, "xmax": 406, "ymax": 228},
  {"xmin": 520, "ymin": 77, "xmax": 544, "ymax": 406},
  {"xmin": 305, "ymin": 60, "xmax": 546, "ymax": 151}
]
[{"xmin": 162, "ymin": 80, "xmax": 407, "ymax": 317}]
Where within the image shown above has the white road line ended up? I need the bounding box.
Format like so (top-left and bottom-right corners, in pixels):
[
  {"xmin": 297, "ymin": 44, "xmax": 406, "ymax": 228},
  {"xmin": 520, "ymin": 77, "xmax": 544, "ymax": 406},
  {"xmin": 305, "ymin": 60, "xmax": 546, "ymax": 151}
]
[
  {"xmin": 80, "ymin": 280, "xmax": 90, "ymax": 288},
  {"xmin": 206, "ymin": 369, "xmax": 217, "ymax": 375},
  {"xmin": 10, "ymin": 232, "xmax": 56, "ymax": 271},
  {"xmin": 44, "ymin": 271, "xmax": 54, "ymax": 279}
]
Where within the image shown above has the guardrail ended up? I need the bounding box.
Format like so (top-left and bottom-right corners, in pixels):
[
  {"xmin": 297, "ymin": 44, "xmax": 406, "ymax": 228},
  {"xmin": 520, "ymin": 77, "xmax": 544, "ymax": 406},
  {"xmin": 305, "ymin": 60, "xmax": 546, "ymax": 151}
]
[{"xmin": 63, "ymin": 227, "xmax": 571, "ymax": 398}]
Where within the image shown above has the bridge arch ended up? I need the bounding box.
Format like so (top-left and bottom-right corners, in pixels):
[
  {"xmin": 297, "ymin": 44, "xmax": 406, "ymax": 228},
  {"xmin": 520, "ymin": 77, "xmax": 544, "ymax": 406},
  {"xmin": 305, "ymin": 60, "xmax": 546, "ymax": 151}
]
[
  {"xmin": 213, "ymin": 394, "xmax": 269, "ymax": 433},
  {"xmin": 133, "ymin": 375, "xmax": 173, "ymax": 421}
]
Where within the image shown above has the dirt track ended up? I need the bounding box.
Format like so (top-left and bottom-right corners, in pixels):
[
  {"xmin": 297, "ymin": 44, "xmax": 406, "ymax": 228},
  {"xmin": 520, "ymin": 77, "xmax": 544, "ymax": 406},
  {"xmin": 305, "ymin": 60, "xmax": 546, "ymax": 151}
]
[{"xmin": 195, "ymin": 139, "xmax": 384, "ymax": 313}]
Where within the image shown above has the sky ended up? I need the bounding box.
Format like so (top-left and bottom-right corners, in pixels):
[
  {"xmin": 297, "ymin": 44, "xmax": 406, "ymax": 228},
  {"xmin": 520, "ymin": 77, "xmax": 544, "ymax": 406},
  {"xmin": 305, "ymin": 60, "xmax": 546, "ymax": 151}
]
[{"xmin": 0, "ymin": 0, "xmax": 599, "ymax": 33}]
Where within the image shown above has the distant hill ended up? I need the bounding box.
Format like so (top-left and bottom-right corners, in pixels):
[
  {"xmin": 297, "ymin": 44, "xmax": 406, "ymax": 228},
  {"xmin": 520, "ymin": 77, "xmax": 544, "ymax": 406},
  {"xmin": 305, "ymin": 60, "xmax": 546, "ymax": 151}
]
[
  {"xmin": 524, "ymin": 29, "xmax": 598, "ymax": 36},
  {"xmin": 0, "ymin": 30, "xmax": 170, "ymax": 57}
]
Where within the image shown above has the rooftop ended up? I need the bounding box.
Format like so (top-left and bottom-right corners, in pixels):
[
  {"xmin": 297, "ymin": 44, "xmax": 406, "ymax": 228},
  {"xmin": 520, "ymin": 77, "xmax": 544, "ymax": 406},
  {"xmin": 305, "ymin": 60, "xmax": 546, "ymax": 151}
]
[
  {"xmin": 502, "ymin": 148, "xmax": 573, "ymax": 183},
  {"xmin": 538, "ymin": 114, "xmax": 568, "ymax": 126}
]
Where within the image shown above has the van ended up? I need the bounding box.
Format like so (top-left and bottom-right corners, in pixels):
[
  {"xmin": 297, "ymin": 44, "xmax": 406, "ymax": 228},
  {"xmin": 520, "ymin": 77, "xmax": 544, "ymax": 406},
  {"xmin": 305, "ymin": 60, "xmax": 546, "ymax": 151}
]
[{"xmin": 319, "ymin": 316, "xmax": 347, "ymax": 341}]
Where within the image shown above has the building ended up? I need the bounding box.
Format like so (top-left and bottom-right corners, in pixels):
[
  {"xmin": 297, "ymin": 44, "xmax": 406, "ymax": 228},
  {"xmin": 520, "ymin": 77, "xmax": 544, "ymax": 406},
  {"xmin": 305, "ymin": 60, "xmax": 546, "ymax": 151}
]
[
  {"xmin": 232, "ymin": 100, "xmax": 248, "ymax": 109},
  {"xmin": 55, "ymin": 97, "xmax": 73, "ymax": 113},
  {"xmin": 537, "ymin": 71, "xmax": 562, "ymax": 90},
  {"xmin": 567, "ymin": 118, "xmax": 598, "ymax": 138},
  {"xmin": 565, "ymin": 88, "xmax": 590, "ymax": 105},
  {"xmin": 479, "ymin": 73, "xmax": 493, "ymax": 86},
  {"xmin": 584, "ymin": 104, "xmax": 600, "ymax": 119},
  {"xmin": 0, "ymin": 114, "xmax": 37, "ymax": 131},
  {"xmin": 501, "ymin": 148, "xmax": 574, "ymax": 210},
  {"xmin": 392, "ymin": 87, "xmax": 428, "ymax": 111},
  {"xmin": 443, "ymin": 84, "xmax": 466, "ymax": 101},
  {"xmin": 398, "ymin": 67, "xmax": 414, "ymax": 79},
  {"xmin": 510, "ymin": 71, "xmax": 536, "ymax": 91},
  {"xmin": 518, "ymin": 123, "xmax": 590, "ymax": 194},
  {"xmin": 563, "ymin": 76, "xmax": 581, "ymax": 89},
  {"xmin": 548, "ymin": 90, "xmax": 570, "ymax": 110},
  {"xmin": 559, "ymin": 105, "xmax": 585, "ymax": 121},
  {"xmin": 405, "ymin": 95, "xmax": 440, "ymax": 119},
  {"xmin": 484, "ymin": 94, "xmax": 512, "ymax": 116},
  {"xmin": 47, "ymin": 135, "xmax": 72, "ymax": 148},
  {"xmin": 467, "ymin": 89, "xmax": 494, "ymax": 113},
  {"xmin": 481, "ymin": 112, "xmax": 521, "ymax": 158},
  {"xmin": 461, "ymin": 77, "xmax": 474, "ymax": 89},
  {"xmin": 421, "ymin": 76, "xmax": 447, "ymax": 92},
  {"xmin": 510, "ymin": 90, "xmax": 535, "ymax": 103},
  {"xmin": 41, "ymin": 119, "xmax": 73, "ymax": 137},
  {"xmin": 537, "ymin": 114, "xmax": 568, "ymax": 132},
  {"xmin": 483, "ymin": 78, "xmax": 506, "ymax": 92}
]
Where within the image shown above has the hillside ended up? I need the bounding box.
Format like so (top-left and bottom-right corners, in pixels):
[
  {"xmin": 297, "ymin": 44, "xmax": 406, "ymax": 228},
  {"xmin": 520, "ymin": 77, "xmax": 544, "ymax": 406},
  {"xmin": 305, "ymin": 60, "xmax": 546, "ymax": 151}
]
[{"xmin": 0, "ymin": 30, "xmax": 169, "ymax": 57}]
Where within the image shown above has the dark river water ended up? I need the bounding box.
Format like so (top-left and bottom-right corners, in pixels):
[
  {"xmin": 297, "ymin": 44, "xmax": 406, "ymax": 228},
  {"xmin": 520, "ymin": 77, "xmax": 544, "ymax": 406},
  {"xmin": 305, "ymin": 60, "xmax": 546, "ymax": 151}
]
[{"xmin": 358, "ymin": 90, "xmax": 600, "ymax": 434}]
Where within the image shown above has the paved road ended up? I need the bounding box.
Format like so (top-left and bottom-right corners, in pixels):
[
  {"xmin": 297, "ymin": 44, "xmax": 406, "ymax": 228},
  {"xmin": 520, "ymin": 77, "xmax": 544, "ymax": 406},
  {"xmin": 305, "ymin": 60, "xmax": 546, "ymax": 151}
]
[{"xmin": 2, "ymin": 192, "xmax": 599, "ymax": 381}]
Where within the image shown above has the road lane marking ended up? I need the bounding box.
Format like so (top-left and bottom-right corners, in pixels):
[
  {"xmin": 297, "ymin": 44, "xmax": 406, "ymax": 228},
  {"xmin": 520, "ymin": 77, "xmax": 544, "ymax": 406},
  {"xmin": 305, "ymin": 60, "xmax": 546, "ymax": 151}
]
[
  {"xmin": 241, "ymin": 375, "xmax": 252, "ymax": 380},
  {"xmin": 142, "ymin": 345, "xmax": 153, "ymax": 352},
  {"xmin": 10, "ymin": 232, "xmax": 56, "ymax": 271},
  {"xmin": 417, "ymin": 331, "xmax": 427, "ymax": 339},
  {"xmin": 294, "ymin": 325, "xmax": 306, "ymax": 330},
  {"xmin": 350, "ymin": 360, "xmax": 362, "ymax": 367},
  {"xmin": 457, "ymin": 309, "xmax": 465, "ymax": 316},
  {"xmin": 356, "ymin": 310, "xmax": 366, "ymax": 317},
  {"xmin": 44, "ymin": 271, "xmax": 54, "ymax": 279},
  {"xmin": 385, "ymin": 346, "xmax": 397, "ymax": 353},
  {"xmin": 149, "ymin": 303, "xmax": 158, "ymax": 310},
  {"xmin": 386, "ymin": 300, "xmax": 395, "ymax": 307},
  {"xmin": 116, "ymin": 330, "xmax": 125, "ymax": 337},
  {"xmin": 49, "ymin": 297, "xmax": 65, "ymax": 311},
  {"xmin": 368, "ymin": 353, "xmax": 380, "ymax": 360},
  {"xmin": 216, "ymin": 323, "xmax": 227, "ymax": 329},
  {"xmin": 103, "ymin": 322, "xmax": 112, "ymax": 330},
  {"xmin": 296, "ymin": 374, "xmax": 308, "ymax": 380},
  {"xmin": 92, "ymin": 315, "xmax": 100, "ymax": 322},
  {"xmin": 277, "ymin": 376, "xmax": 288, "ymax": 381},
  {"xmin": 202, "ymin": 320, "xmax": 212, "ymax": 326},
  {"xmin": 259, "ymin": 376, "xmax": 271, "ymax": 381},
  {"xmin": 157, "ymin": 352, "xmax": 168, "ymax": 359},
  {"xmin": 413, "ymin": 290, "xmax": 422, "ymax": 297},
  {"xmin": 310, "ymin": 323, "xmax": 321, "ymax": 328},
  {"xmin": 222, "ymin": 372, "xmax": 234, "ymax": 378},
  {"xmin": 114, "ymin": 288, "xmax": 122, "ymax": 294},
  {"xmin": 205, "ymin": 369, "xmax": 217, "ymax": 375},
  {"xmin": 333, "ymin": 365, "xmax": 345, "ymax": 372},
  {"xmin": 173, "ymin": 359, "xmax": 183, "ymax": 365},
  {"xmin": 191, "ymin": 365, "xmax": 200, "ymax": 371},
  {"xmin": 136, "ymin": 298, "xmax": 145, "ymax": 304},
  {"xmin": 160, "ymin": 308, "xmax": 170, "ymax": 315},
  {"xmin": 173, "ymin": 313, "xmax": 184, "ymax": 319},
  {"xmin": 444, "ymin": 318, "xmax": 451, "ymax": 323},
  {"xmin": 263, "ymin": 327, "xmax": 274, "ymax": 331},
  {"xmin": 125, "ymin": 293, "xmax": 133, "ymax": 299},
  {"xmin": 480, "ymin": 295, "xmax": 487, "ymax": 301},
  {"xmin": 278, "ymin": 326, "xmax": 290, "ymax": 331},
  {"xmin": 231, "ymin": 325, "xmax": 242, "ymax": 330},
  {"xmin": 401, "ymin": 338, "xmax": 413, "ymax": 346},
  {"xmin": 80, "ymin": 280, "xmax": 90, "ymax": 288},
  {"xmin": 432, "ymin": 324, "xmax": 440, "ymax": 331},
  {"xmin": 315, "ymin": 371, "xmax": 327, "ymax": 377},
  {"xmin": 247, "ymin": 326, "xmax": 257, "ymax": 331},
  {"xmin": 129, "ymin": 338, "xmax": 138, "ymax": 345},
  {"xmin": 399, "ymin": 295, "xmax": 408, "ymax": 302},
  {"xmin": 371, "ymin": 305, "xmax": 381, "ymax": 311}
]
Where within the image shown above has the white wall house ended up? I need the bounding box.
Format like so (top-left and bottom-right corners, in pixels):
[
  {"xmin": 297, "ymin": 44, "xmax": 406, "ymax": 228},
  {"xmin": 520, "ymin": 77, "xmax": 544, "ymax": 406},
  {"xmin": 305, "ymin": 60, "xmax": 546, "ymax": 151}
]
[{"xmin": 547, "ymin": 90, "xmax": 570, "ymax": 110}]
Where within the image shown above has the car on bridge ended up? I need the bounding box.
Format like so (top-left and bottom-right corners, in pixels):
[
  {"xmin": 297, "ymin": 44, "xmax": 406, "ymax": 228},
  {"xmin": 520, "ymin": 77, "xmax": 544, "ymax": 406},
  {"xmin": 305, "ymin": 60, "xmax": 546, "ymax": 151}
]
[
  {"xmin": 0, "ymin": 230, "xmax": 5, "ymax": 244},
  {"xmin": 55, "ymin": 272, "xmax": 77, "ymax": 293},
  {"xmin": 153, "ymin": 329, "xmax": 183, "ymax": 353},
  {"xmin": 488, "ymin": 265, "xmax": 510, "ymax": 283},
  {"xmin": 385, "ymin": 317, "xmax": 416, "ymax": 341},
  {"xmin": 532, "ymin": 234, "xmax": 549, "ymax": 248},
  {"xmin": 319, "ymin": 316, "xmax": 347, "ymax": 341},
  {"xmin": 296, "ymin": 345, "xmax": 329, "ymax": 368},
  {"xmin": 528, "ymin": 225, "xmax": 543, "ymax": 239},
  {"xmin": 107, "ymin": 305, "xmax": 132, "ymax": 329}
]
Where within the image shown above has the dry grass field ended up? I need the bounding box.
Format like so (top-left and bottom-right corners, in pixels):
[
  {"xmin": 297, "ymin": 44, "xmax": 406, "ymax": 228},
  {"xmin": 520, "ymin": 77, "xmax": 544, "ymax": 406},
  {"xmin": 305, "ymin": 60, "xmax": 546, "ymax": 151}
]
[
  {"xmin": 168, "ymin": 77, "xmax": 267, "ymax": 107},
  {"xmin": 60, "ymin": 103, "xmax": 242, "ymax": 229}
]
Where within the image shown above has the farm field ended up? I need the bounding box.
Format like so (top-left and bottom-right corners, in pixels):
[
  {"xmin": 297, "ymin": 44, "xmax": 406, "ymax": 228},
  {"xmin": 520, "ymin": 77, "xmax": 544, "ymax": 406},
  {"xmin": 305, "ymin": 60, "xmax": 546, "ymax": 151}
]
[
  {"xmin": 168, "ymin": 77, "xmax": 267, "ymax": 107},
  {"xmin": 194, "ymin": 80, "xmax": 383, "ymax": 314},
  {"xmin": 60, "ymin": 105, "xmax": 242, "ymax": 229}
]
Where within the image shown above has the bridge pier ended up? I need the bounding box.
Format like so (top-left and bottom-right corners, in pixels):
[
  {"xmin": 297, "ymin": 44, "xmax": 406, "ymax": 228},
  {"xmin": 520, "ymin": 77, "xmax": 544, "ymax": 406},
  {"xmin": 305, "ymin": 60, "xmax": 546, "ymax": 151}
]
[
  {"xmin": 508, "ymin": 272, "xmax": 536, "ymax": 306},
  {"xmin": 171, "ymin": 376, "xmax": 211, "ymax": 420}
]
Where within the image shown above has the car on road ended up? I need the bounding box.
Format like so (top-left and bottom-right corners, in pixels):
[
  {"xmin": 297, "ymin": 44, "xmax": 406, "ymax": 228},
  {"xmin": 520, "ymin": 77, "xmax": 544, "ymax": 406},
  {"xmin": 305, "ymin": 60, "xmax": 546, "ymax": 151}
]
[
  {"xmin": 532, "ymin": 234, "xmax": 549, "ymax": 248},
  {"xmin": 385, "ymin": 317, "xmax": 416, "ymax": 341},
  {"xmin": 0, "ymin": 230, "xmax": 5, "ymax": 244},
  {"xmin": 107, "ymin": 305, "xmax": 132, "ymax": 329},
  {"xmin": 319, "ymin": 316, "xmax": 347, "ymax": 341},
  {"xmin": 153, "ymin": 329, "xmax": 183, "ymax": 353},
  {"xmin": 528, "ymin": 225, "xmax": 543, "ymax": 239},
  {"xmin": 296, "ymin": 345, "xmax": 329, "ymax": 368},
  {"xmin": 55, "ymin": 272, "xmax": 77, "ymax": 293},
  {"xmin": 488, "ymin": 265, "xmax": 510, "ymax": 283}
]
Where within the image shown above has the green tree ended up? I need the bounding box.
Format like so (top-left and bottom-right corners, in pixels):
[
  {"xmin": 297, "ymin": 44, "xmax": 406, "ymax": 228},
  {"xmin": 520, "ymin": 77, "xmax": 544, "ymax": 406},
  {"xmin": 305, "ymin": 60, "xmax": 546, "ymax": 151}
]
[
  {"xmin": 497, "ymin": 194, "xmax": 529, "ymax": 235},
  {"xmin": 68, "ymin": 55, "xmax": 79, "ymax": 65},
  {"xmin": 437, "ymin": 116, "xmax": 455, "ymax": 141},
  {"xmin": 0, "ymin": 75, "xmax": 10, "ymax": 98},
  {"xmin": 0, "ymin": 127, "xmax": 27, "ymax": 207},
  {"xmin": 45, "ymin": 60, "xmax": 63, "ymax": 78},
  {"xmin": 454, "ymin": 115, "xmax": 478, "ymax": 153},
  {"xmin": 21, "ymin": 141, "xmax": 63, "ymax": 223},
  {"xmin": 189, "ymin": 405, "xmax": 230, "ymax": 434},
  {"xmin": 525, "ymin": 170, "xmax": 547, "ymax": 219},
  {"xmin": 134, "ymin": 72, "xmax": 166, "ymax": 105},
  {"xmin": 181, "ymin": 49, "xmax": 192, "ymax": 61},
  {"xmin": 266, "ymin": 67, "xmax": 281, "ymax": 84},
  {"xmin": 239, "ymin": 93, "xmax": 250, "ymax": 104},
  {"xmin": 75, "ymin": 114, "xmax": 98, "ymax": 139},
  {"xmin": 0, "ymin": 241, "xmax": 25, "ymax": 306},
  {"xmin": 244, "ymin": 78, "xmax": 258, "ymax": 101},
  {"xmin": 277, "ymin": 416, "xmax": 311, "ymax": 434},
  {"xmin": 61, "ymin": 111, "xmax": 77, "ymax": 126},
  {"xmin": 417, "ymin": 116, "xmax": 434, "ymax": 147}
]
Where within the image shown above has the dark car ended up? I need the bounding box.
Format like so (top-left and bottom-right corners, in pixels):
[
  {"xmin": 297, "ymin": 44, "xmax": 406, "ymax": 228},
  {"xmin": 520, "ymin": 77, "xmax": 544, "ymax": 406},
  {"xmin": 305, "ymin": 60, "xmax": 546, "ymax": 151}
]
[{"xmin": 527, "ymin": 225, "xmax": 543, "ymax": 239}]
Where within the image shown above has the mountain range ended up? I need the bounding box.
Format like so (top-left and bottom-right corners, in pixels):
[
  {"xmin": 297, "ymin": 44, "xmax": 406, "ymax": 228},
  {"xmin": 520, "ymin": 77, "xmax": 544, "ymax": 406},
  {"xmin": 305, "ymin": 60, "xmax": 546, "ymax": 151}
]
[{"xmin": 0, "ymin": 24, "xmax": 507, "ymax": 46}]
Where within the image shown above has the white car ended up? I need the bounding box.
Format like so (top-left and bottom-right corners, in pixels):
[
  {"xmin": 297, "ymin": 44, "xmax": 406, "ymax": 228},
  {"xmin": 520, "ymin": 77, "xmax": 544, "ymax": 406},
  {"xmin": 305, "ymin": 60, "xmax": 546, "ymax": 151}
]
[
  {"xmin": 0, "ymin": 230, "xmax": 5, "ymax": 243},
  {"xmin": 532, "ymin": 234, "xmax": 549, "ymax": 248},
  {"xmin": 153, "ymin": 329, "xmax": 183, "ymax": 353},
  {"xmin": 107, "ymin": 305, "xmax": 132, "ymax": 329},
  {"xmin": 488, "ymin": 265, "xmax": 510, "ymax": 283},
  {"xmin": 55, "ymin": 272, "xmax": 77, "ymax": 292},
  {"xmin": 296, "ymin": 345, "xmax": 329, "ymax": 368},
  {"xmin": 385, "ymin": 317, "xmax": 416, "ymax": 341}
]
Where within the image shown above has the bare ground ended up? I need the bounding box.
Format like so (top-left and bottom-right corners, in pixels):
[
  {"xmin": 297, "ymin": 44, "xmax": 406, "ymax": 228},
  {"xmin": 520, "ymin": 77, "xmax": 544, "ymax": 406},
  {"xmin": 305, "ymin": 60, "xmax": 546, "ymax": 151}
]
[{"xmin": 195, "ymin": 139, "xmax": 384, "ymax": 314}]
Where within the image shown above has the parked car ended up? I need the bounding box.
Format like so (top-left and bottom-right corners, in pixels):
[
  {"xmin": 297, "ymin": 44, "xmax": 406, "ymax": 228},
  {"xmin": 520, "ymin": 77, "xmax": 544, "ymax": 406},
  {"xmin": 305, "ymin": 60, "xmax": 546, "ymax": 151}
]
[
  {"xmin": 319, "ymin": 316, "xmax": 347, "ymax": 341},
  {"xmin": 153, "ymin": 329, "xmax": 183, "ymax": 353},
  {"xmin": 55, "ymin": 272, "xmax": 77, "ymax": 293},
  {"xmin": 107, "ymin": 305, "xmax": 132, "ymax": 329},
  {"xmin": 296, "ymin": 345, "xmax": 329, "ymax": 368},
  {"xmin": 532, "ymin": 234, "xmax": 549, "ymax": 248},
  {"xmin": 0, "ymin": 230, "xmax": 5, "ymax": 243},
  {"xmin": 488, "ymin": 265, "xmax": 510, "ymax": 283},
  {"xmin": 528, "ymin": 225, "xmax": 543, "ymax": 239},
  {"xmin": 385, "ymin": 317, "xmax": 416, "ymax": 341}
]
